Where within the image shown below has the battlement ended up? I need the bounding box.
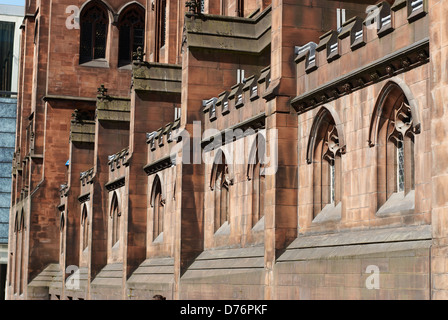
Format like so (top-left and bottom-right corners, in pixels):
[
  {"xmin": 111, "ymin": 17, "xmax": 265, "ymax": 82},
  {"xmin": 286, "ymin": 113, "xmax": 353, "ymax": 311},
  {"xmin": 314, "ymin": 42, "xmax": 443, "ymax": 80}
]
[
  {"xmin": 144, "ymin": 118, "xmax": 181, "ymax": 176},
  {"xmin": 80, "ymin": 167, "xmax": 94, "ymax": 187},
  {"xmin": 105, "ymin": 147, "xmax": 129, "ymax": 192},
  {"xmin": 202, "ymin": 66, "xmax": 270, "ymax": 138},
  {"xmin": 291, "ymin": 0, "xmax": 429, "ymax": 114},
  {"xmin": 108, "ymin": 148, "xmax": 130, "ymax": 172}
]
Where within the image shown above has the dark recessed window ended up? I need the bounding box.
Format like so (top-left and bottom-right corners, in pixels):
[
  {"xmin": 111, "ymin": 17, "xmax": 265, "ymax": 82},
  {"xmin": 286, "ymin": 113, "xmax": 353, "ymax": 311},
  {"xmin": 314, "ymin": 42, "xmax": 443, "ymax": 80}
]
[
  {"xmin": 118, "ymin": 5, "xmax": 145, "ymax": 66},
  {"xmin": 79, "ymin": 1, "xmax": 109, "ymax": 64}
]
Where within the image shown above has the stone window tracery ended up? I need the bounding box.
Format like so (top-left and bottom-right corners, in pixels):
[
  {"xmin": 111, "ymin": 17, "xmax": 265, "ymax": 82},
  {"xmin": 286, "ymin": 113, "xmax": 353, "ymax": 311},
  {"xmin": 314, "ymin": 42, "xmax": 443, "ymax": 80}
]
[
  {"xmin": 307, "ymin": 108, "xmax": 345, "ymax": 220},
  {"xmin": 370, "ymin": 81, "xmax": 420, "ymax": 213}
]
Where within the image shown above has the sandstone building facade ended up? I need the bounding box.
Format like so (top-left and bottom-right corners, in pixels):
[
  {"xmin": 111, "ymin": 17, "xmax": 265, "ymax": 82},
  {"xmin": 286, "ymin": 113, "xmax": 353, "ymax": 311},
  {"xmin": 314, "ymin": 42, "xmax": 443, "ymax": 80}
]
[{"xmin": 6, "ymin": 0, "xmax": 448, "ymax": 300}]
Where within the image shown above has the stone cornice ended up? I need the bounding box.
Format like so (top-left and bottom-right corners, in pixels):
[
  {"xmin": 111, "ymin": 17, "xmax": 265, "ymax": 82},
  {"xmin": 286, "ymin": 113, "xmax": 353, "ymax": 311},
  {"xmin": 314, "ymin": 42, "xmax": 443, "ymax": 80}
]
[
  {"xmin": 105, "ymin": 176, "xmax": 125, "ymax": 192},
  {"xmin": 143, "ymin": 155, "xmax": 175, "ymax": 176},
  {"xmin": 78, "ymin": 192, "xmax": 90, "ymax": 204},
  {"xmin": 201, "ymin": 113, "xmax": 266, "ymax": 150}
]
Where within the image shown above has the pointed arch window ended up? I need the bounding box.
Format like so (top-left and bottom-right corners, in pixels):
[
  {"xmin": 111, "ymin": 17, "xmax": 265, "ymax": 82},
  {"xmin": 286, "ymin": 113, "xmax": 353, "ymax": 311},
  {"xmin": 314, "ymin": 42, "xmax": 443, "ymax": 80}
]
[
  {"xmin": 118, "ymin": 4, "xmax": 145, "ymax": 66},
  {"xmin": 211, "ymin": 151, "xmax": 230, "ymax": 232},
  {"xmin": 307, "ymin": 108, "xmax": 345, "ymax": 220},
  {"xmin": 248, "ymin": 134, "xmax": 266, "ymax": 227},
  {"xmin": 110, "ymin": 192, "xmax": 121, "ymax": 246},
  {"xmin": 81, "ymin": 204, "xmax": 88, "ymax": 250},
  {"xmin": 151, "ymin": 176, "xmax": 164, "ymax": 240},
  {"xmin": 59, "ymin": 211, "xmax": 65, "ymax": 255},
  {"xmin": 370, "ymin": 82, "xmax": 420, "ymax": 212},
  {"xmin": 79, "ymin": 1, "xmax": 109, "ymax": 64}
]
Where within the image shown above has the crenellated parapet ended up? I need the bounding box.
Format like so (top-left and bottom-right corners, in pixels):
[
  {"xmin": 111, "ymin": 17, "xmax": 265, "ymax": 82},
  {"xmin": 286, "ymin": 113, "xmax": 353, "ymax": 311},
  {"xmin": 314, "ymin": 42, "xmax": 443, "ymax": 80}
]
[
  {"xmin": 291, "ymin": 0, "xmax": 429, "ymax": 114},
  {"xmin": 80, "ymin": 167, "xmax": 94, "ymax": 188},
  {"xmin": 144, "ymin": 118, "xmax": 181, "ymax": 176},
  {"xmin": 105, "ymin": 148, "xmax": 129, "ymax": 192},
  {"xmin": 202, "ymin": 66, "xmax": 270, "ymax": 146}
]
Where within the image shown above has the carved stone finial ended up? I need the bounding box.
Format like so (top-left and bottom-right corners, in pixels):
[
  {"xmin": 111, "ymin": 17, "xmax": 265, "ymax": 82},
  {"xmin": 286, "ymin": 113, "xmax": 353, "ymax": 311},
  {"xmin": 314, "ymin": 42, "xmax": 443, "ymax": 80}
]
[
  {"xmin": 97, "ymin": 84, "xmax": 108, "ymax": 97},
  {"xmin": 132, "ymin": 47, "xmax": 145, "ymax": 63},
  {"xmin": 185, "ymin": 0, "xmax": 202, "ymax": 14}
]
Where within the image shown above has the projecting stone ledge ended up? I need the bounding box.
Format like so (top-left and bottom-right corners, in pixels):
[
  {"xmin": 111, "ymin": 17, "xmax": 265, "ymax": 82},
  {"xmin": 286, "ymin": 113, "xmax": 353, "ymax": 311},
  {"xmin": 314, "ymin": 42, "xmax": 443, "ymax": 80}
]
[
  {"xmin": 70, "ymin": 120, "xmax": 95, "ymax": 144},
  {"xmin": 183, "ymin": 5, "xmax": 271, "ymax": 54},
  {"xmin": 96, "ymin": 96, "xmax": 130, "ymax": 122},
  {"xmin": 132, "ymin": 62, "xmax": 182, "ymax": 94}
]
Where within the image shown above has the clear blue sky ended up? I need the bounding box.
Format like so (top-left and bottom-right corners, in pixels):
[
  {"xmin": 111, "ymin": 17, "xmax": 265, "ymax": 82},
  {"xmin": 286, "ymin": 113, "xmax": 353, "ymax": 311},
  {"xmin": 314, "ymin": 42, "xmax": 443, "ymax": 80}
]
[{"xmin": 0, "ymin": 0, "xmax": 25, "ymax": 6}]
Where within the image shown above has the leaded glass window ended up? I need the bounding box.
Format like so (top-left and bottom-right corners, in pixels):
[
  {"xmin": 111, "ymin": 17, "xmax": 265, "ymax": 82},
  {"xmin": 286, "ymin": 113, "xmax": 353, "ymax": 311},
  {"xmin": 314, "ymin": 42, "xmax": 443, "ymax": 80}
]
[
  {"xmin": 397, "ymin": 141, "xmax": 405, "ymax": 193},
  {"xmin": 79, "ymin": 2, "xmax": 108, "ymax": 64}
]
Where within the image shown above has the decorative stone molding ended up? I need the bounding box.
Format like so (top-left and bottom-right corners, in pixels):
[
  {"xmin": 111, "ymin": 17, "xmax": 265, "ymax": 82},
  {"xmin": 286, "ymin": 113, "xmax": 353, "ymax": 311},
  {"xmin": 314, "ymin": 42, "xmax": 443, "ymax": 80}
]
[
  {"xmin": 143, "ymin": 155, "xmax": 175, "ymax": 176},
  {"xmin": 78, "ymin": 192, "xmax": 90, "ymax": 204},
  {"xmin": 202, "ymin": 113, "xmax": 266, "ymax": 151},
  {"xmin": 105, "ymin": 176, "xmax": 125, "ymax": 192}
]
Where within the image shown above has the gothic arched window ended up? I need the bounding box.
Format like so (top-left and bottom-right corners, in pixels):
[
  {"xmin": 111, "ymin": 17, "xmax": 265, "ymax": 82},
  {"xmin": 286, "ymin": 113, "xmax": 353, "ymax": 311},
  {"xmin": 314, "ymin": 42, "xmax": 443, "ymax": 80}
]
[
  {"xmin": 59, "ymin": 211, "xmax": 65, "ymax": 255},
  {"xmin": 81, "ymin": 204, "xmax": 88, "ymax": 250},
  {"xmin": 211, "ymin": 151, "xmax": 230, "ymax": 232},
  {"xmin": 118, "ymin": 4, "xmax": 145, "ymax": 66},
  {"xmin": 79, "ymin": 1, "xmax": 109, "ymax": 64},
  {"xmin": 151, "ymin": 175, "xmax": 164, "ymax": 240},
  {"xmin": 248, "ymin": 134, "xmax": 266, "ymax": 227},
  {"xmin": 370, "ymin": 82, "xmax": 420, "ymax": 212},
  {"xmin": 307, "ymin": 108, "xmax": 345, "ymax": 219},
  {"xmin": 110, "ymin": 192, "xmax": 121, "ymax": 246}
]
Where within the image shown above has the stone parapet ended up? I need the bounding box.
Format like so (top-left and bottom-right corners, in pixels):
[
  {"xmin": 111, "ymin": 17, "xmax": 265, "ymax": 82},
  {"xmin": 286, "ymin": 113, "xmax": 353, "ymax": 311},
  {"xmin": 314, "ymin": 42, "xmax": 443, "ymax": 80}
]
[{"xmin": 292, "ymin": 0, "xmax": 429, "ymax": 114}]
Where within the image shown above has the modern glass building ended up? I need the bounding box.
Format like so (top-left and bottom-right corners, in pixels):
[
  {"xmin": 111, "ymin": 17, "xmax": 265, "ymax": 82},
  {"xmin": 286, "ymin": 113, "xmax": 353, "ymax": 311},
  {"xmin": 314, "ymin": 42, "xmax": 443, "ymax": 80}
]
[{"xmin": 0, "ymin": 4, "xmax": 23, "ymax": 300}]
